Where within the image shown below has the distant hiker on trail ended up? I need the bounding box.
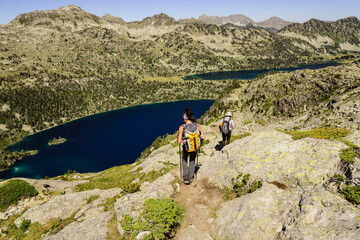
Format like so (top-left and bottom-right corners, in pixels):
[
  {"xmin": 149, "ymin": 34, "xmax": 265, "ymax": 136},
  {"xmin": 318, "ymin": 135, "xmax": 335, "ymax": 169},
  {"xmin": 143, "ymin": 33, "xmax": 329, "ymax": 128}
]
[
  {"xmin": 219, "ymin": 112, "xmax": 235, "ymax": 147},
  {"xmin": 177, "ymin": 107, "xmax": 205, "ymax": 185}
]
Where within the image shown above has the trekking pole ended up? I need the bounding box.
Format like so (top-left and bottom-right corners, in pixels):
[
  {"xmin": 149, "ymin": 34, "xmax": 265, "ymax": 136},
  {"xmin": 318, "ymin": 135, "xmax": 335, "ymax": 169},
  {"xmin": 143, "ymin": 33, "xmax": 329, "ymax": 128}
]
[
  {"xmin": 179, "ymin": 144, "xmax": 182, "ymax": 180},
  {"xmin": 195, "ymin": 149, "xmax": 199, "ymax": 180}
]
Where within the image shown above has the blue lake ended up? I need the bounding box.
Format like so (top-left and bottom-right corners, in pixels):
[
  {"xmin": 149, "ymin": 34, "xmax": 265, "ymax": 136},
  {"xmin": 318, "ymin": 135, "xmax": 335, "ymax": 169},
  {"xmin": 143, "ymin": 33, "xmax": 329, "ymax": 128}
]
[
  {"xmin": 1, "ymin": 100, "xmax": 214, "ymax": 179},
  {"xmin": 183, "ymin": 62, "xmax": 339, "ymax": 80}
]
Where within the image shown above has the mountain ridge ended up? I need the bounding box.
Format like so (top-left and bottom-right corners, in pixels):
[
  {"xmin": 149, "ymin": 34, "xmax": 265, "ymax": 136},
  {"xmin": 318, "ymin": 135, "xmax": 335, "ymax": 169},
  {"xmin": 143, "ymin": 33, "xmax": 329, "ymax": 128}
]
[{"xmin": 198, "ymin": 13, "xmax": 292, "ymax": 30}]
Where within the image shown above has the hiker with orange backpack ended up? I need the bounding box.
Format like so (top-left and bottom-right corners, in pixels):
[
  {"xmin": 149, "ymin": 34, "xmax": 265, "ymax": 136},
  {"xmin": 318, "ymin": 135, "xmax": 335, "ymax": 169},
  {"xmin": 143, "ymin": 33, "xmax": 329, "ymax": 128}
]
[
  {"xmin": 177, "ymin": 107, "xmax": 205, "ymax": 185},
  {"xmin": 219, "ymin": 112, "xmax": 236, "ymax": 148}
]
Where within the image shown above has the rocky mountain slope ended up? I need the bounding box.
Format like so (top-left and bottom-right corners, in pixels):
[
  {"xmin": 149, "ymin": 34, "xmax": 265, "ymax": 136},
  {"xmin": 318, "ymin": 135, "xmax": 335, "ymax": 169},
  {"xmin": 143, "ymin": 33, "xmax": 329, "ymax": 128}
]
[
  {"xmin": 1, "ymin": 4, "xmax": 338, "ymax": 163},
  {"xmin": 202, "ymin": 62, "xmax": 360, "ymax": 131},
  {"xmin": 279, "ymin": 17, "xmax": 360, "ymax": 52},
  {"xmin": 198, "ymin": 14, "xmax": 292, "ymax": 30},
  {"xmin": 1, "ymin": 62, "xmax": 360, "ymax": 239}
]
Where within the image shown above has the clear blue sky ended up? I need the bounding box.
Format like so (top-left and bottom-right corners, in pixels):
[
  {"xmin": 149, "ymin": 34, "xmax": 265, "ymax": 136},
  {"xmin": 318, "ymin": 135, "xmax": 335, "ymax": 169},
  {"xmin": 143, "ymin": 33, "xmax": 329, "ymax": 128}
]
[{"xmin": 0, "ymin": 0, "xmax": 359, "ymax": 25}]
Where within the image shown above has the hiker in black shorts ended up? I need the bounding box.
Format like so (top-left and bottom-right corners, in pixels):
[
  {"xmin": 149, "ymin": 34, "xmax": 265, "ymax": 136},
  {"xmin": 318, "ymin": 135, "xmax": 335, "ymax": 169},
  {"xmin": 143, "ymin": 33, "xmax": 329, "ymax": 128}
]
[
  {"xmin": 177, "ymin": 107, "xmax": 205, "ymax": 185},
  {"xmin": 219, "ymin": 112, "xmax": 235, "ymax": 147}
]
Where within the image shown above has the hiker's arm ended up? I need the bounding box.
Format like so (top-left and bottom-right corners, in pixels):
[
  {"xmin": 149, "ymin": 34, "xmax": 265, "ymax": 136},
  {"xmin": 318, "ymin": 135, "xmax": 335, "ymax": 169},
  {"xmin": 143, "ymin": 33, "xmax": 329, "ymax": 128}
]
[
  {"xmin": 197, "ymin": 124, "xmax": 206, "ymax": 140},
  {"xmin": 231, "ymin": 119, "xmax": 236, "ymax": 129},
  {"xmin": 177, "ymin": 126, "xmax": 183, "ymax": 144}
]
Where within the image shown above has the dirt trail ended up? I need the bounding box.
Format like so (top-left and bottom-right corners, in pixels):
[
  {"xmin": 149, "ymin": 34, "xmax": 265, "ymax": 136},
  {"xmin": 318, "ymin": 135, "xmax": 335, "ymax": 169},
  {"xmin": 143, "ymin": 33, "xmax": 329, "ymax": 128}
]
[{"xmin": 174, "ymin": 177, "xmax": 224, "ymax": 237}]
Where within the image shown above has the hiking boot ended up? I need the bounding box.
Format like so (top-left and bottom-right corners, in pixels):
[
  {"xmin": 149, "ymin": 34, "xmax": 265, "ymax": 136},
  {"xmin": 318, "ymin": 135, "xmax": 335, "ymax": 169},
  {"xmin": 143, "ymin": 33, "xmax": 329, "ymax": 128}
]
[{"xmin": 184, "ymin": 180, "xmax": 190, "ymax": 185}]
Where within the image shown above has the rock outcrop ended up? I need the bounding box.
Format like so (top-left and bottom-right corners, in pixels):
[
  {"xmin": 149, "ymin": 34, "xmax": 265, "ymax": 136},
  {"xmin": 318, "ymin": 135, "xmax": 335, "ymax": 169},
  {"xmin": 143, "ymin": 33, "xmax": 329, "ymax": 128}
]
[
  {"xmin": 15, "ymin": 188, "xmax": 121, "ymax": 226},
  {"xmin": 212, "ymin": 183, "xmax": 360, "ymax": 240},
  {"xmin": 200, "ymin": 129, "xmax": 346, "ymax": 188}
]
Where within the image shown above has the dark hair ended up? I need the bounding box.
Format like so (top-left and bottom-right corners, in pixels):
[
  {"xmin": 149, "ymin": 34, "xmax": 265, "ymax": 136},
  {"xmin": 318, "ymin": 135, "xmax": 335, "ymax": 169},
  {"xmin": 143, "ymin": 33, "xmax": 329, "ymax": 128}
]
[{"xmin": 183, "ymin": 107, "xmax": 196, "ymax": 122}]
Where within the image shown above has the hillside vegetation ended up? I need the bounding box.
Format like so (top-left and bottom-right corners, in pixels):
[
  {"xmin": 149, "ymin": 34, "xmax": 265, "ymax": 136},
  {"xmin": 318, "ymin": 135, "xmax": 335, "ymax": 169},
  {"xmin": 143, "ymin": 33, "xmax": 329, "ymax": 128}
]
[{"xmin": 0, "ymin": 5, "xmax": 360, "ymax": 169}]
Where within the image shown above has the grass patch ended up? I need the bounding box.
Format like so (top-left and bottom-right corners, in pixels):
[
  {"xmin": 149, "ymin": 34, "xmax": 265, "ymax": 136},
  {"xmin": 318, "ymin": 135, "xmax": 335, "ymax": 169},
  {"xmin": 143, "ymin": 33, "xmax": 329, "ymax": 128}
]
[
  {"xmin": 282, "ymin": 127, "xmax": 351, "ymax": 141},
  {"xmin": 120, "ymin": 198, "xmax": 183, "ymax": 239},
  {"xmin": 86, "ymin": 195, "xmax": 100, "ymax": 204},
  {"xmin": 0, "ymin": 179, "xmax": 38, "ymax": 211},
  {"xmin": 75, "ymin": 163, "xmax": 175, "ymax": 192},
  {"xmin": 75, "ymin": 164, "xmax": 141, "ymax": 192},
  {"xmin": 106, "ymin": 213, "xmax": 121, "ymax": 240},
  {"xmin": 229, "ymin": 132, "xmax": 251, "ymax": 144}
]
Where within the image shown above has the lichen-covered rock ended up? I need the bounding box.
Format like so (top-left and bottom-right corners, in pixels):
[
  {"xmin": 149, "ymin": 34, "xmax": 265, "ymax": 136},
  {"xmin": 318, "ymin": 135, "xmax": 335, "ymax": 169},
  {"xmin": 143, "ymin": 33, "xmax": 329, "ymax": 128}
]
[
  {"xmin": 279, "ymin": 187, "xmax": 360, "ymax": 239},
  {"xmin": 212, "ymin": 183, "xmax": 360, "ymax": 240},
  {"xmin": 14, "ymin": 188, "xmax": 121, "ymax": 227},
  {"xmin": 178, "ymin": 225, "xmax": 213, "ymax": 240},
  {"xmin": 212, "ymin": 183, "xmax": 287, "ymax": 240},
  {"xmin": 115, "ymin": 172, "xmax": 175, "ymax": 234},
  {"xmin": 199, "ymin": 129, "xmax": 346, "ymax": 188},
  {"xmin": 42, "ymin": 206, "xmax": 112, "ymax": 240}
]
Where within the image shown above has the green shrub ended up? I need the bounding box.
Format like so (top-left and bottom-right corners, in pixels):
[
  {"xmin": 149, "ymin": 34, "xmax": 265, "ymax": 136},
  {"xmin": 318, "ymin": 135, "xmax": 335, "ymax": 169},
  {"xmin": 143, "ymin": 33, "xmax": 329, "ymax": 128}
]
[
  {"xmin": 340, "ymin": 148, "xmax": 356, "ymax": 164},
  {"xmin": 123, "ymin": 183, "xmax": 141, "ymax": 193},
  {"xmin": 20, "ymin": 219, "xmax": 32, "ymax": 232},
  {"xmin": 232, "ymin": 173, "xmax": 262, "ymax": 197},
  {"xmin": 333, "ymin": 174, "xmax": 346, "ymax": 182},
  {"xmin": 120, "ymin": 198, "xmax": 183, "ymax": 239},
  {"xmin": 0, "ymin": 179, "xmax": 38, "ymax": 211},
  {"xmin": 341, "ymin": 185, "xmax": 360, "ymax": 205},
  {"xmin": 223, "ymin": 173, "xmax": 263, "ymax": 200}
]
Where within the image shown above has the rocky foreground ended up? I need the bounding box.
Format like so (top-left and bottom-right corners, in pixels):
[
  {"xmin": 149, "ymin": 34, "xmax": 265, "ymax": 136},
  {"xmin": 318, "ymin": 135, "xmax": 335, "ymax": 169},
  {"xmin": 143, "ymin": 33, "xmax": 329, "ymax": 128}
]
[{"xmin": 0, "ymin": 124, "xmax": 359, "ymax": 239}]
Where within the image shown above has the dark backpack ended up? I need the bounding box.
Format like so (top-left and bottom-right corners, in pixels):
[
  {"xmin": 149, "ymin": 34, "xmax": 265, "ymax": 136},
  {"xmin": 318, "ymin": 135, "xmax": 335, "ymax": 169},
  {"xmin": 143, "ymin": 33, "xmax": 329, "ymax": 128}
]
[{"xmin": 221, "ymin": 118, "xmax": 230, "ymax": 134}]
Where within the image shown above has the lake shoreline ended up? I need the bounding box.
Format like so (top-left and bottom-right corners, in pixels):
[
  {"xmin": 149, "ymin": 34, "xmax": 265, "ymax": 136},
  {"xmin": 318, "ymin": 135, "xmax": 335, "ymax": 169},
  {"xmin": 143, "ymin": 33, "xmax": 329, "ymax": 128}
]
[
  {"xmin": 183, "ymin": 61, "xmax": 339, "ymax": 80},
  {"xmin": 0, "ymin": 100, "xmax": 215, "ymax": 179}
]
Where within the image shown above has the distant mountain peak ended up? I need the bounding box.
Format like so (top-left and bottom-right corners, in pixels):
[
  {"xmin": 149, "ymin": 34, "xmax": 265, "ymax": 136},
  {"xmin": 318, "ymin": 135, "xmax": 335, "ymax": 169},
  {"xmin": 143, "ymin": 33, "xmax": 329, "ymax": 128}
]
[
  {"xmin": 59, "ymin": 4, "xmax": 84, "ymax": 12},
  {"xmin": 9, "ymin": 4, "xmax": 102, "ymax": 28},
  {"xmin": 102, "ymin": 14, "xmax": 126, "ymax": 24},
  {"xmin": 141, "ymin": 13, "xmax": 177, "ymax": 26},
  {"xmin": 197, "ymin": 14, "xmax": 291, "ymax": 30},
  {"xmin": 199, "ymin": 14, "xmax": 253, "ymax": 26}
]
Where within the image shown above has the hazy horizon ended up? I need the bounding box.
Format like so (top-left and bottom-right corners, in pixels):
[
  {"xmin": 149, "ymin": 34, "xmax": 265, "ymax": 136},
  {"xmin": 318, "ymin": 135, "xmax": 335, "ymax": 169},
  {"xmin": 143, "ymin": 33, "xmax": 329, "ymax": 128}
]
[{"xmin": 0, "ymin": 0, "xmax": 359, "ymax": 25}]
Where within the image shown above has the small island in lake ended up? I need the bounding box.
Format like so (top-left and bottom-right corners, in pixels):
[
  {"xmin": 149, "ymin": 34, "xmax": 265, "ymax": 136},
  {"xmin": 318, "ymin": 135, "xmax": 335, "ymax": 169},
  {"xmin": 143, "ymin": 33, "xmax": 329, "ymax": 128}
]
[{"xmin": 48, "ymin": 137, "xmax": 67, "ymax": 146}]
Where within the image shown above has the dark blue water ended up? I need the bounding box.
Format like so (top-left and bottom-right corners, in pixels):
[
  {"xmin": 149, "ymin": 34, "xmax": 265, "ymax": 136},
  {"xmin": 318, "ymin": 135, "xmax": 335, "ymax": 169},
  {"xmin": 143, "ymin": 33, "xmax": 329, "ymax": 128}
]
[
  {"xmin": 0, "ymin": 100, "xmax": 214, "ymax": 179},
  {"xmin": 183, "ymin": 62, "xmax": 339, "ymax": 80}
]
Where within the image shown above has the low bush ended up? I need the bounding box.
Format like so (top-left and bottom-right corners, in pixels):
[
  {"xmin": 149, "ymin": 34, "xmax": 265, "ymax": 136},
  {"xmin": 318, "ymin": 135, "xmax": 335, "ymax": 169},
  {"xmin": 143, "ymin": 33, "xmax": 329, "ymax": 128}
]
[
  {"xmin": 120, "ymin": 198, "xmax": 183, "ymax": 239},
  {"xmin": 0, "ymin": 179, "xmax": 38, "ymax": 211},
  {"xmin": 224, "ymin": 173, "xmax": 263, "ymax": 200},
  {"xmin": 123, "ymin": 183, "xmax": 141, "ymax": 193},
  {"xmin": 232, "ymin": 173, "xmax": 263, "ymax": 197},
  {"xmin": 341, "ymin": 185, "xmax": 360, "ymax": 205},
  {"xmin": 340, "ymin": 148, "xmax": 357, "ymax": 164}
]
